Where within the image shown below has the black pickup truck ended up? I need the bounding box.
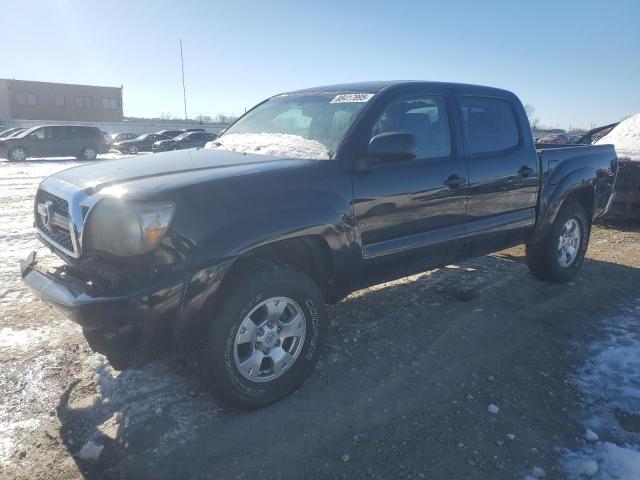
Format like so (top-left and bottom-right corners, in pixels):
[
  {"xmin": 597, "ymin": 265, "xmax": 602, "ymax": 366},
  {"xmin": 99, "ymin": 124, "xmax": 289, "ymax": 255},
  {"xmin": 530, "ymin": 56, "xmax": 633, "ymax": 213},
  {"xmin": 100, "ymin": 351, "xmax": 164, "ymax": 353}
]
[{"xmin": 21, "ymin": 81, "xmax": 618, "ymax": 409}]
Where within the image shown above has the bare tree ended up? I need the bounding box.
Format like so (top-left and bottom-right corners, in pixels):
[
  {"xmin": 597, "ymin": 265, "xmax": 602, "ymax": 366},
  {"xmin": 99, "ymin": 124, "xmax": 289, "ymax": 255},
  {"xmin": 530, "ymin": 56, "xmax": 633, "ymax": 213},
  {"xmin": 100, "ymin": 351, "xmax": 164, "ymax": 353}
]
[
  {"xmin": 195, "ymin": 114, "xmax": 213, "ymax": 124},
  {"xmin": 159, "ymin": 112, "xmax": 176, "ymax": 121},
  {"xmin": 215, "ymin": 114, "xmax": 239, "ymax": 124},
  {"xmin": 524, "ymin": 104, "xmax": 540, "ymax": 130}
]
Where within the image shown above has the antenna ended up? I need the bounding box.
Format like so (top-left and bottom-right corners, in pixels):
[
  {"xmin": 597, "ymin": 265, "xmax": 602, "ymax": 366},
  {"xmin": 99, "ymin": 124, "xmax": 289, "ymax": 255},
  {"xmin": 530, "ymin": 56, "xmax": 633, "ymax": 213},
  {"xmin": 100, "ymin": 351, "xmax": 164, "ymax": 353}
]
[{"xmin": 180, "ymin": 39, "xmax": 188, "ymax": 126}]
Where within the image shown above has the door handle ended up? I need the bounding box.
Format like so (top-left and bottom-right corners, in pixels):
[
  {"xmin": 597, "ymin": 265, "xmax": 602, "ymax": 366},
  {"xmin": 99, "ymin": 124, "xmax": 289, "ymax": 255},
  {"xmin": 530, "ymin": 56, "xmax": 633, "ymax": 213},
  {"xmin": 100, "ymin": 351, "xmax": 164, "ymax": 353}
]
[
  {"xmin": 444, "ymin": 174, "xmax": 464, "ymax": 188},
  {"xmin": 518, "ymin": 165, "xmax": 534, "ymax": 177}
]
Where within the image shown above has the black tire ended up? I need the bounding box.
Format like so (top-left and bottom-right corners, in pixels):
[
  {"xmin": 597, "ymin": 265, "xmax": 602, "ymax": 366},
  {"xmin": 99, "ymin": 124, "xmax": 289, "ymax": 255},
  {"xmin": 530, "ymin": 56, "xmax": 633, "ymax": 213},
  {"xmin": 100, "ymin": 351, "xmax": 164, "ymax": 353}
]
[
  {"xmin": 193, "ymin": 260, "xmax": 327, "ymax": 409},
  {"xmin": 8, "ymin": 146, "xmax": 28, "ymax": 162},
  {"xmin": 80, "ymin": 146, "xmax": 98, "ymax": 161},
  {"xmin": 526, "ymin": 202, "xmax": 590, "ymax": 282}
]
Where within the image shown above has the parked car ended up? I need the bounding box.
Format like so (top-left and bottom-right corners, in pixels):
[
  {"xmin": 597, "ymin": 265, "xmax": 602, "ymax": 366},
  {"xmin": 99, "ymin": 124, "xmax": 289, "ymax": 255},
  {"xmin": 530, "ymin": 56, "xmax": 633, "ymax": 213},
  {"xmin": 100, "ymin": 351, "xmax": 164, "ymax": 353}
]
[
  {"xmin": 152, "ymin": 131, "xmax": 217, "ymax": 152},
  {"xmin": 21, "ymin": 81, "xmax": 617, "ymax": 409},
  {"xmin": 155, "ymin": 129, "xmax": 185, "ymax": 139},
  {"xmin": 537, "ymin": 134, "xmax": 570, "ymax": 145},
  {"xmin": 2, "ymin": 128, "xmax": 26, "ymax": 139},
  {"xmin": 0, "ymin": 125, "xmax": 109, "ymax": 161},
  {"xmin": 0, "ymin": 127, "xmax": 24, "ymax": 139},
  {"xmin": 101, "ymin": 130, "xmax": 113, "ymax": 147},
  {"xmin": 112, "ymin": 133, "xmax": 170, "ymax": 154},
  {"xmin": 111, "ymin": 132, "xmax": 138, "ymax": 143}
]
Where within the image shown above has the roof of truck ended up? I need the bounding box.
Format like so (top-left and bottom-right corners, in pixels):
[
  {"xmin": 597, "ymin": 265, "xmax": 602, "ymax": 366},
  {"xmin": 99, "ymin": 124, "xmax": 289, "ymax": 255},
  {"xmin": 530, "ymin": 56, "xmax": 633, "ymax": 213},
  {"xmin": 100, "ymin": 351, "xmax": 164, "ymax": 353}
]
[{"xmin": 284, "ymin": 80, "xmax": 513, "ymax": 96}]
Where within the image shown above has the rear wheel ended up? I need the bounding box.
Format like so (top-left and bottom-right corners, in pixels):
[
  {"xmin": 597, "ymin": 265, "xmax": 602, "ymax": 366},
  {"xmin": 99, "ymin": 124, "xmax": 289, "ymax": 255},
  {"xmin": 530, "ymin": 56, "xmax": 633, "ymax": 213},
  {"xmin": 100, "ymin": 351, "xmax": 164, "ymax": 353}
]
[
  {"xmin": 192, "ymin": 260, "xmax": 327, "ymax": 409},
  {"xmin": 80, "ymin": 146, "xmax": 97, "ymax": 160},
  {"xmin": 526, "ymin": 202, "xmax": 590, "ymax": 282},
  {"xmin": 8, "ymin": 146, "xmax": 27, "ymax": 162}
]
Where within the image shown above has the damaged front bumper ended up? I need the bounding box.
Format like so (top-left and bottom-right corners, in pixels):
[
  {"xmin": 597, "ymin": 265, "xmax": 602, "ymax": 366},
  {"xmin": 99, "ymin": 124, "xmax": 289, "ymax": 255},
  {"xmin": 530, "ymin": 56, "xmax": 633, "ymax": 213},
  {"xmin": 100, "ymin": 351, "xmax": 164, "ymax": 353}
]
[{"xmin": 20, "ymin": 251, "xmax": 185, "ymax": 369}]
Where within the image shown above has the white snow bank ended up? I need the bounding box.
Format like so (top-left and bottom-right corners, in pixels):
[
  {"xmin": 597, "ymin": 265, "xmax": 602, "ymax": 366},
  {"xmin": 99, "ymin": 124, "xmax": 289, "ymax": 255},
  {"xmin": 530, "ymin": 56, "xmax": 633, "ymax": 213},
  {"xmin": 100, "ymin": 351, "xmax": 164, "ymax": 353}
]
[
  {"xmin": 205, "ymin": 133, "xmax": 330, "ymax": 160},
  {"xmin": 596, "ymin": 113, "xmax": 640, "ymax": 161}
]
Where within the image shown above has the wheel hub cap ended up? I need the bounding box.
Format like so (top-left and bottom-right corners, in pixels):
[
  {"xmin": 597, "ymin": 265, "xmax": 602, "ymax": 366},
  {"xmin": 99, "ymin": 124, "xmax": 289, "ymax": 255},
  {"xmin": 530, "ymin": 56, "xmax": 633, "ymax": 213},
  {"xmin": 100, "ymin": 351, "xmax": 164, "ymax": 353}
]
[
  {"xmin": 557, "ymin": 218, "xmax": 581, "ymax": 267},
  {"xmin": 233, "ymin": 296, "xmax": 306, "ymax": 382}
]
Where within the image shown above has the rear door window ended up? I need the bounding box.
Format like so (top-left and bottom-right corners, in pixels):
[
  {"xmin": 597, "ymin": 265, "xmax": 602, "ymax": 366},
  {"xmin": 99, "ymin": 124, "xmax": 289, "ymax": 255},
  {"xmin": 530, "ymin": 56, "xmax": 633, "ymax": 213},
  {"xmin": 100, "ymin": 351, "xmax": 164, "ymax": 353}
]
[
  {"xmin": 460, "ymin": 96, "xmax": 520, "ymax": 154},
  {"xmin": 50, "ymin": 126, "xmax": 70, "ymax": 140}
]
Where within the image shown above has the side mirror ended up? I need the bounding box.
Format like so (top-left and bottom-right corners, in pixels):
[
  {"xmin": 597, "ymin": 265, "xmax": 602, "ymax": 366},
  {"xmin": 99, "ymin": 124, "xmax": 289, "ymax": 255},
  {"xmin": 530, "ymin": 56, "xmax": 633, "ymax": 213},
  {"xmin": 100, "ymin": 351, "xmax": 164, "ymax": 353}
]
[{"xmin": 368, "ymin": 132, "xmax": 416, "ymax": 162}]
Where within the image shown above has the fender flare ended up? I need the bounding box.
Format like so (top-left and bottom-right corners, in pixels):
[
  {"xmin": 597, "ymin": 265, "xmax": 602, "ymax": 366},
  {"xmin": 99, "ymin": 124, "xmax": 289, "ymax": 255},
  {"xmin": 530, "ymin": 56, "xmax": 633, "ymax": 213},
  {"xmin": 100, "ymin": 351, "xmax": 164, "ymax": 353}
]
[
  {"xmin": 171, "ymin": 205, "xmax": 353, "ymax": 354},
  {"xmin": 529, "ymin": 167, "xmax": 595, "ymax": 244}
]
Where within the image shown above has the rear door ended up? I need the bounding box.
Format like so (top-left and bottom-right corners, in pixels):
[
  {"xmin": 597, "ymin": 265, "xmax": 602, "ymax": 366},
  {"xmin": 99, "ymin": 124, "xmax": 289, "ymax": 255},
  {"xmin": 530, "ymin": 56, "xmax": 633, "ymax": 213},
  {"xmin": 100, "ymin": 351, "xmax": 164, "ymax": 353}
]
[
  {"xmin": 352, "ymin": 90, "xmax": 468, "ymax": 284},
  {"xmin": 52, "ymin": 126, "xmax": 76, "ymax": 157},
  {"xmin": 457, "ymin": 94, "xmax": 539, "ymax": 256}
]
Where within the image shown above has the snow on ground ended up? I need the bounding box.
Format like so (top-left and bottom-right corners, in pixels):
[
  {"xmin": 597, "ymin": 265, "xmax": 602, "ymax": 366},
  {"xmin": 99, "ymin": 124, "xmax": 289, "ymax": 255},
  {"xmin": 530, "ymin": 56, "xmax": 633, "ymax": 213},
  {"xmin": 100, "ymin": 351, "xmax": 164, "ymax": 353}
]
[
  {"xmin": 560, "ymin": 299, "xmax": 640, "ymax": 479},
  {"xmin": 79, "ymin": 354, "xmax": 218, "ymax": 456},
  {"xmin": 206, "ymin": 132, "xmax": 330, "ymax": 159},
  {"xmin": 0, "ymin": 153, "xmax": 169, "ymax": 466},
  {"xmin": 596, "ymin": 113, "xmax": 640, "ymax": 161}
]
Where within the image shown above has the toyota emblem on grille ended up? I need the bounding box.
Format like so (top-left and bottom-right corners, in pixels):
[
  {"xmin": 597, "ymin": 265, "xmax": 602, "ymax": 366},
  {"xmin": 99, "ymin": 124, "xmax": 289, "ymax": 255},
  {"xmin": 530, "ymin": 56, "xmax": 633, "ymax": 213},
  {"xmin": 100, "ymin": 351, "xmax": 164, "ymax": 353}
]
[{"xmin": 37, "ymin": 201, "xmax": 54, "ymax": 229}]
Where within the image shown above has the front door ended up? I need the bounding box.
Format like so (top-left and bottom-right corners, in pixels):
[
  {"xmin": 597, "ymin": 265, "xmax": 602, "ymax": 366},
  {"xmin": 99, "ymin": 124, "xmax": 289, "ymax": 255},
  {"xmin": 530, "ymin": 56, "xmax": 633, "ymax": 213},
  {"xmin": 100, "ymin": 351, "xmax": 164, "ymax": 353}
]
[
  {"xmin": 26, "ymin": 127, "xmax": 57, "ymax": 158},
  {"xmin": 352, "ymin": 92, "xmax": 468, "ymax": 285},
  {"xmin": 457, "ymin": 94, "xmax": 540, "ymax": 257}
]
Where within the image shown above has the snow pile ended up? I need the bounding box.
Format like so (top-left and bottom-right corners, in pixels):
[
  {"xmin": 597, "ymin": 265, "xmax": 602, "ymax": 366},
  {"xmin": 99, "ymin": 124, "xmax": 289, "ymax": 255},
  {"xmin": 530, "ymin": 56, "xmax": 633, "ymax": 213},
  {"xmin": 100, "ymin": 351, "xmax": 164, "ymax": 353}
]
[
  {"xmin": 563, "ymin": 442, "xmax": 640, "ymax": 479},
  {"xmin": 596, "ymin": 113, "xmax": 640, "ymax": 161},
  {"xmin": 560, "ymin": 300, "xmax": 640, "ymax": 479},
  {"xmin": 205, "ymin": 133, "xmax": 330, "ymax": 160}
]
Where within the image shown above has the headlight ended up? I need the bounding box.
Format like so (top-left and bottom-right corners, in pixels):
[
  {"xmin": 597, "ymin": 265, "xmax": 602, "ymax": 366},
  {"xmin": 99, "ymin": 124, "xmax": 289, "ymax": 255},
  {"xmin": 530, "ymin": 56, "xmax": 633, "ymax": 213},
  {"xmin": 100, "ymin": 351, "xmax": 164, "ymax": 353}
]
[{"xmin": 85, "ymin": 199, "xmax": 175, "ymax": 256}]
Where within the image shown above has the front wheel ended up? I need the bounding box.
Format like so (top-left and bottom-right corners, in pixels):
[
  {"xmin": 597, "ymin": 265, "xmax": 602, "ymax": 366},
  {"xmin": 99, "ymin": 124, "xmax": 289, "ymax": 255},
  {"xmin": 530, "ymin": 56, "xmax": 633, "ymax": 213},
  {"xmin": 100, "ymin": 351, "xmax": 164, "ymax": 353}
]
[
  {"xmin": 526, "ymin": 202, "xmax": 590, "ymax": 282},
  {"xmin": 127, "ymin": 145, "xmax": 138, "ymax": 154},
  {"xmin": 192, "ymin": 260, "xmax": 327, "ymax": 409},
  {"xmin": 8, "ymin": 146, "xmax": 28, "ymax": 162}
]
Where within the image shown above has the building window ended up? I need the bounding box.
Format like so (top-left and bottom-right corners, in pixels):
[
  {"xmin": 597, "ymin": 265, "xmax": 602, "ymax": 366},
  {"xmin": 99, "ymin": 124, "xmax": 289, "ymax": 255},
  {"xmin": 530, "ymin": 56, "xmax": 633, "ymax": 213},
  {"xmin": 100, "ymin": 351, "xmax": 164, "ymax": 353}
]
[
  {"xmin": 55, "ymin": 95, "xmax": 65, "ymax": 107},
  {"xmin": 16, "ymin": 93, "xmax": 37, "ymax": 106},
  {"xmin": 75, "ymin": 96, "xmax": 94, "ymax": 109},
  {"xmin": 101, "ymin": 97, "xmax": 120, "ymax": 110}
]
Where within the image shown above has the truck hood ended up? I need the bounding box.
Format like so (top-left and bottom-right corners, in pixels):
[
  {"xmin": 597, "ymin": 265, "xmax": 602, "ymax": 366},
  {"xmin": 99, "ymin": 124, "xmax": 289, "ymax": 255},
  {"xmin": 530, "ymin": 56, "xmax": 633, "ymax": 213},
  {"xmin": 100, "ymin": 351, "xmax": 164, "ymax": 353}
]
[{"xmin": 52, "ymin": 148, "xmax": 314, "ymax": 195}]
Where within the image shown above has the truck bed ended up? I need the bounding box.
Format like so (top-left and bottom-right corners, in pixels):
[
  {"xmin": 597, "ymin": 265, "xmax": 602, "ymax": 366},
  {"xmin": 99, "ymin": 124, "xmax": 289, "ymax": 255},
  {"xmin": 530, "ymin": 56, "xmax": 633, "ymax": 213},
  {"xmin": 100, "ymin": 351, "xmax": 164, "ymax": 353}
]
[{"xmin": 535, "ymin": 143, "xmax": 618, "ymax": 221}]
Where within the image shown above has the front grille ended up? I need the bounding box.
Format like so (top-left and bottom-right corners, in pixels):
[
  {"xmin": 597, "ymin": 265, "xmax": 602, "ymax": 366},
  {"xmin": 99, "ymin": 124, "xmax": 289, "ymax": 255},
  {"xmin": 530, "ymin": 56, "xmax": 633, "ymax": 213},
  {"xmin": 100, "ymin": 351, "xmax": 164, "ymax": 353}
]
[
  {"xmin": 36, "ymin": 190, "xmax": 69, "ymax": 215},
  {"xmin": 35, "ymin": 189, "xmax": 74, "ymax": 252}
]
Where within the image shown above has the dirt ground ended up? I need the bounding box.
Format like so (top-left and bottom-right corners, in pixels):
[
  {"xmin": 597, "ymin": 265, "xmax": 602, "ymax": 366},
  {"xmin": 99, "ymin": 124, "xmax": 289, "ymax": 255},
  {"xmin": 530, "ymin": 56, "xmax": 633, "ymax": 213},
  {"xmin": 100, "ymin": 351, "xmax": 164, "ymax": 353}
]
[{"xmin": 1, "ymin": 159, "xmax": 639, "ymax": 479}]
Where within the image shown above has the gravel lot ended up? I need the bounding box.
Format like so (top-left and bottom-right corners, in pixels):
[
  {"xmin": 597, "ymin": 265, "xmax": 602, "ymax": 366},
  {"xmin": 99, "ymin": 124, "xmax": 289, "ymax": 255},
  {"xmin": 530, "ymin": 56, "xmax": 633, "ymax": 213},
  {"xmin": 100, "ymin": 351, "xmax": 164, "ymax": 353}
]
[{"xmin": 1, "ymin": 157, "xmax": 639, "ymax": 479}]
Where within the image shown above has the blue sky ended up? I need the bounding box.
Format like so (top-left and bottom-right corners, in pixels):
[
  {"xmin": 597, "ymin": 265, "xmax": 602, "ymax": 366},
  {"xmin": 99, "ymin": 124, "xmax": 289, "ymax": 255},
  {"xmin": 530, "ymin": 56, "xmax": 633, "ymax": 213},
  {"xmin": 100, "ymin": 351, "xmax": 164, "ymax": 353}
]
[{"xmin": 2, "ymin": 0, "xmax": 639, "ymax": 128}]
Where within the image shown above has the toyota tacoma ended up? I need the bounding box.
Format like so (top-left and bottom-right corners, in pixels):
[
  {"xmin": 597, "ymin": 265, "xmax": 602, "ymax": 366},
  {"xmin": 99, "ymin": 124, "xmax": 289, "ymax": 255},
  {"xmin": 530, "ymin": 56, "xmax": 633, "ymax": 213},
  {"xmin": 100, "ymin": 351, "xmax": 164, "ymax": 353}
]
[{"xmin": 21, "ymin": 81, "xmax": 618, "ymax": 409}]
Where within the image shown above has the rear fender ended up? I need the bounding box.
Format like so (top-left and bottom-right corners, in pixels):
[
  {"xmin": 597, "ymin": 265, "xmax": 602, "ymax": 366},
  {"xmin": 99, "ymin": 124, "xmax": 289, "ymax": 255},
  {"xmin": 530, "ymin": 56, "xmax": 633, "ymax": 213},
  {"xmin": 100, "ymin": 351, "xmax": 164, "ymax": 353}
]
[{"xmin": 529, "ymin": 166, "xmax": 595, "ymax": 244}]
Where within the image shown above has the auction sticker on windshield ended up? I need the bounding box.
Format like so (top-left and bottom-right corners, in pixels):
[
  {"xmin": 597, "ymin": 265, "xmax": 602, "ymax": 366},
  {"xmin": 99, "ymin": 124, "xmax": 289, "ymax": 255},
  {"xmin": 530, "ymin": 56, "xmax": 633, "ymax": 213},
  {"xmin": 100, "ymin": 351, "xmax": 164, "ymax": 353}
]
[{"xmin": 330, "ymin": 93, "xmax": 375, "ymax": 103}]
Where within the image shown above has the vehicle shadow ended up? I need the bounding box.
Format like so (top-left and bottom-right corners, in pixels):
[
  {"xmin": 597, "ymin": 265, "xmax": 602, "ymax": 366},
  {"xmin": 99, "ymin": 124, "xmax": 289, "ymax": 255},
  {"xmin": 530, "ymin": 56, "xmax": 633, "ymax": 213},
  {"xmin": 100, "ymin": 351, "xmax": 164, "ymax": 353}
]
[{"xmin": 56, "ymin": 253, "xmax": 640, "ymax": 479}]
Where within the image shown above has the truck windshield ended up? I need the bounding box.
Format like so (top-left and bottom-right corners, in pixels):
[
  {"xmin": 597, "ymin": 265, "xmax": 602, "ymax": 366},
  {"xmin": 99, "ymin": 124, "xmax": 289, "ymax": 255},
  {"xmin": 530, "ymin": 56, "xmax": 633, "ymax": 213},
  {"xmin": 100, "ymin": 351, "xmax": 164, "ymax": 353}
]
[{"xmin": 207, "ymin": 93, "xmax": 374, "ymax": 159}]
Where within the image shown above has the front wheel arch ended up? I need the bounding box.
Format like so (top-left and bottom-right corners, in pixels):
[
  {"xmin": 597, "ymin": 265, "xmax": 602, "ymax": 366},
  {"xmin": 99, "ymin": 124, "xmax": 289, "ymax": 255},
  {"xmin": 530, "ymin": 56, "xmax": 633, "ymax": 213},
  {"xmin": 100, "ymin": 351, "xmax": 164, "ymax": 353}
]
[{"xmin": 8, "ymin": 146, "xmax": 28, "ymax": 161}]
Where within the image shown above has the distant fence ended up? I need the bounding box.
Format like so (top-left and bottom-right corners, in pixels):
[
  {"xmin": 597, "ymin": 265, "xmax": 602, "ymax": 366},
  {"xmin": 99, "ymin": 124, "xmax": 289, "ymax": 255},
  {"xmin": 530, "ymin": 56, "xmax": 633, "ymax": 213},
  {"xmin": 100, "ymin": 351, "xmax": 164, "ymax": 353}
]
[{"xmin": 2, "ymin": 119, "xmax": 229, "ymax": 135}]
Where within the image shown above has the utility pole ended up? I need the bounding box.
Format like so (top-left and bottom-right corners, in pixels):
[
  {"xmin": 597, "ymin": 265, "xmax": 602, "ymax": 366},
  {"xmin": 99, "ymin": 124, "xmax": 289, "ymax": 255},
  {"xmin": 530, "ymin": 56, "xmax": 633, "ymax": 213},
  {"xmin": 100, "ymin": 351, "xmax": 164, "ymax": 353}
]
[{"xmin": 180, "ymin": 39, "xmax": 188, "ymax": 126}]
